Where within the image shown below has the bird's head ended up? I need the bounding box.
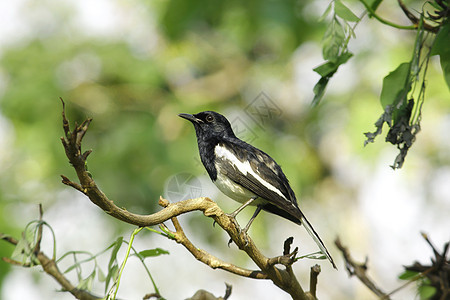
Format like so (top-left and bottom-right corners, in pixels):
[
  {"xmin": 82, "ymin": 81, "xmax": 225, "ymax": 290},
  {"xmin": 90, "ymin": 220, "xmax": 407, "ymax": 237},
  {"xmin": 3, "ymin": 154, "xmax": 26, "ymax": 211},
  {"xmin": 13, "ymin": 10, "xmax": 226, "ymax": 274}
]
[{"xmin": 178, "ymin": 111, "xmax": 235, "ymax": 140}]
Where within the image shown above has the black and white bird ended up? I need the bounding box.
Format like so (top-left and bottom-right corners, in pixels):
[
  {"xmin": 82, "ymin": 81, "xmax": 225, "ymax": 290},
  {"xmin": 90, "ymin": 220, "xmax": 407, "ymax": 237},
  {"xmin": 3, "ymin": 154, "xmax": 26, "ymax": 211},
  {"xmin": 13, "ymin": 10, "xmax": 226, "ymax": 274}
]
[{"xmin": 179, "ymin": 111, "xmax": 336, "ymax": 269}]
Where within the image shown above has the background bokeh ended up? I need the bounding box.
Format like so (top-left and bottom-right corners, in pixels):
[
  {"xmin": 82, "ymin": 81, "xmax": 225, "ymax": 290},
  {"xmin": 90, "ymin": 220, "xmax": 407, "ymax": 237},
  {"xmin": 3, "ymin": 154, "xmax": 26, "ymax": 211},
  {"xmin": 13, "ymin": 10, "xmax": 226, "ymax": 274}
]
[{"xmin": 0, "ymin": 0, "xmax": 449, "ymax": 299}]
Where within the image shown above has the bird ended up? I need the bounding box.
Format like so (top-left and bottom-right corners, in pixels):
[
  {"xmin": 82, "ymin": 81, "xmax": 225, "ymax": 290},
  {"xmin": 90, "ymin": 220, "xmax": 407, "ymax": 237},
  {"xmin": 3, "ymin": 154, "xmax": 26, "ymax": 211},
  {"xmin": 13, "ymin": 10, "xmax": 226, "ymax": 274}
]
[{"xmin": 179, "ymin": 110, "xmax": 336, "ymax": 269}]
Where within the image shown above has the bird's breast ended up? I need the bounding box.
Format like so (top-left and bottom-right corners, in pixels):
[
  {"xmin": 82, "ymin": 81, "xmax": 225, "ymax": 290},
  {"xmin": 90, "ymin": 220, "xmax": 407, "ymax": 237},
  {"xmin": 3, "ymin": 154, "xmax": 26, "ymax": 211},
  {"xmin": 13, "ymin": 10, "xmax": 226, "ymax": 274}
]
[{"xmin": 213, "ymin": 165, "xmax": 267, "ymax": 206}]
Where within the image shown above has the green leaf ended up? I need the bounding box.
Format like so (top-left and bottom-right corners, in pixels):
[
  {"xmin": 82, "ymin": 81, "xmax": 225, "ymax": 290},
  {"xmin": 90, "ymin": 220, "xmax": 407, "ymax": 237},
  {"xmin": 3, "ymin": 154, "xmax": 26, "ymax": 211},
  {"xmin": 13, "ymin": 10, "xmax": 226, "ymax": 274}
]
[
  {"xmin": 108, "ymin": 237, "xmax": 123, "ymax": 271},
  {"xmin": 296, "ymin": 251, "xmax": 326, "ymax": 260},
  {"xmin": 322, "ymin": 18, "xmax": 346, "ymax": 61},
  {"xmin": 11, "ymin": 237, "xmax": 30, "ymax": 264},
  {"xmin": 380, "ymin": 62, "xmax": 411, "ymax": 109},
  {"xmin": 334, "ymin": 0, "xmax": 360, "ymax": 22},
  {"xmin": 312, "ymin": 52, "xmax": 353, "ymax": 106},
  {"xmin": 398, "ymin": 269, "xmax": 419, "ymax": 280},
  {"xmin": 314, "ymin": 62, "xmax": 337, "ymax": 77},
  {"xmin": 363, "ymin": 0, "xmax": 383, "ymax": 12},
  {"xmin": 319, "ymin": 3, "xmax": 333, "ymax": 22},
  {"xmin": 98, "ymin": 268, "xmax": 106, "ymax": 282},
  {"xmin": 312, "ymin": 77, "xmax": 330, "ymax": 106},
  {"xmin": 440, "ymin": 55, "xmax": 450, "ymax": 91},
  {"xmin": 431, "ymin": 21, "xmax": 450, "ymax": 56},
  {"xmin": 105, "ymin": 264, "xmax": 119, "ymax": 294},
  {"xmin": 323, "ymin": 40, "xmax": 340, "ymax": 62},
  {"xmin": 103, "ymin": 237, "xmax": 123, "ymax": 293},
  {"xmin": 322, "ymin": 41, "xmax": 340, "ymax": 62},
  {"xmin": 333, "ymin": 18, "xmax": 346, "ymax": 40},
  {"xmin": 63, "ymin": 262, "xmax": 80, "ymax": 274},
  {"xmin": 314, "ymin": 52, "xmax": 353, "ymax": 77},
  {"xmin": 135, "ymin": 248, "xmax": 170, "ymax": 258},
  {"xmin": 419, "ymin": 285, "xmax": 436, "ymax": 300},
  {"xmin": 77, "ymin": 270, "xmax": 96, "ymax": 291},
  {"xmin": 431, "ymin": 22, "xmax": 450, "ymax": 90}
]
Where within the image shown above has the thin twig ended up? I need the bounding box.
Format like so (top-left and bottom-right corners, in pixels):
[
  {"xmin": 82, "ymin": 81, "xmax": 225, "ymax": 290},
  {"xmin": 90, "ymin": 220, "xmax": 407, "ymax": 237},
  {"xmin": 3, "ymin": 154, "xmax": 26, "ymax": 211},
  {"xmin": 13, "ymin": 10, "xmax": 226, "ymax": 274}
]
[
  {"xmin": 32, "ymin": 204, "xmax": 44, "ymax": 254},
  {"xmin": 335, "ymin": 237, "xmax": 390, "ymax": 299},
  {"xmin": 61, "ymin": 175, "xmax": 84, "ymax": 193},
  {"xmin": 309, "ymin": 264, "xmax": 321, "ymax": 299},
  {"xmin": 1, "ymin": 234, "xmax": 18, "ymax": 246}
]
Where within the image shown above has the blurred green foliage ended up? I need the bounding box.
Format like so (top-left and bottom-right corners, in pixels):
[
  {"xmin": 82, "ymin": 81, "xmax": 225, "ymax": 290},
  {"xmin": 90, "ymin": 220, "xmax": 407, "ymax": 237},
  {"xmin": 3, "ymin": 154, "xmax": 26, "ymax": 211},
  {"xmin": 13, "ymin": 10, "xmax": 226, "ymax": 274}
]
[{"xmin": 0, "ymin": 0, "xmax": 332, "ymax": 213}]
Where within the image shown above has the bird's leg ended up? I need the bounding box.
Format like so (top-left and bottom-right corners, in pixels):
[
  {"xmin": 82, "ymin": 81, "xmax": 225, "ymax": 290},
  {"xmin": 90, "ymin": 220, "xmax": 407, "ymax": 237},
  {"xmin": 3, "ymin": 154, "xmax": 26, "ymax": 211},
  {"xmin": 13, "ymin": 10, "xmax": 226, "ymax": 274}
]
[
  {"xmin": 228, "ymin": 196, "xmax": 258, "ymax": 218},
  {"xmin": 235, "ymin": 206, "xmax": 262, "ymax": 247},
  {"xmin": 226, "ymin": 197, "xmax": 258, "ymax": 247},
  {"xmin": 242, "ymin": 205, "xmax": 262, "ymax": 233},
  {"xmin": 213, "ymin": 196, "xmax": 257, "ymax": 228}
]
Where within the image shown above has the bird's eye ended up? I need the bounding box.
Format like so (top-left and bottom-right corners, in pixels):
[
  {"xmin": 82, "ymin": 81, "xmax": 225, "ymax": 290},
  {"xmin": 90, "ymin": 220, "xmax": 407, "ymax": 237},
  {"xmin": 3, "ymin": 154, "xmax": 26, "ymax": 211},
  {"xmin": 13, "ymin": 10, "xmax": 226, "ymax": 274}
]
[{"xmin": 205, "ymin": 115, "xmax": 214, "ymax": 122}]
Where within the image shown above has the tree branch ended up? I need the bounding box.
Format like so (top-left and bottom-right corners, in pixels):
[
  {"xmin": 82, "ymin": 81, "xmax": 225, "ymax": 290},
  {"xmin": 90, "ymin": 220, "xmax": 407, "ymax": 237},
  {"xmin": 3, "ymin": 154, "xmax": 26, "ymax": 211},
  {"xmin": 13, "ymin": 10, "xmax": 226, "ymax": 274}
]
[
  {"xmin": 166, "ymin": 209, "xmax": 267, "ymax": 279},
  {"xmin": 59, "ymin": 100, "xmax": 316, "ymax": 299},
  {"xmin": 335, "ymin": 237, "xmax": 390, "ymax": 299}
]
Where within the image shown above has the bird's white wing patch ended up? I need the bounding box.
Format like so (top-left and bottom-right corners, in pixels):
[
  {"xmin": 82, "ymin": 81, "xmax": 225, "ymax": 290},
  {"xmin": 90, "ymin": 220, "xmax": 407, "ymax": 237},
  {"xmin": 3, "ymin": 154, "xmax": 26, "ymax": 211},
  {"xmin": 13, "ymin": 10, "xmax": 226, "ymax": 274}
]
[{"xmin": 214, "ymin": 145, "xmax": 288, "ymax": 201}]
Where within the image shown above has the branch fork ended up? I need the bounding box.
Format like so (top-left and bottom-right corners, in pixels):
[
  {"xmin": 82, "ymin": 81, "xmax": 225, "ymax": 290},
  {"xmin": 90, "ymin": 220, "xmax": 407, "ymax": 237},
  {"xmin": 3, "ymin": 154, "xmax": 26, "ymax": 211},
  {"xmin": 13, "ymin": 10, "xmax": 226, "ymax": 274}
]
[{"xmin": 5, "ymin": 100, "xmax": 324, "ymax": 300}]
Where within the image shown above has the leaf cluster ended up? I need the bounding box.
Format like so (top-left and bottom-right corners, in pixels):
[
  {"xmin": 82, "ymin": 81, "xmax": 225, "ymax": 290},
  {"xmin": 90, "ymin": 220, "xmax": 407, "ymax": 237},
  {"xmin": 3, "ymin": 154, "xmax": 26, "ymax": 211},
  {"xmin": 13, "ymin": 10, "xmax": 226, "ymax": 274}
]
[
  {"xmin": 313, "ymin": 0, "xmax": 360, "ymax": 105},
  {"xmin": 316, "ymin": 0, "xmax": 450, "ymax": 168},
  {"xmin": 398, "ymin": 233, "xmax": 449, "ymax": 300}
]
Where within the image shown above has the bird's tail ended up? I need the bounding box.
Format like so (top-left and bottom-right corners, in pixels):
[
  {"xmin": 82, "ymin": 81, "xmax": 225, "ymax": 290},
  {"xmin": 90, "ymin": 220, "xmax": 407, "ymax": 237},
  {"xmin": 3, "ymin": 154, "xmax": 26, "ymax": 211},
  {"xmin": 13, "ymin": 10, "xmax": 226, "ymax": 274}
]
[{"xmin": 299, "ymin": 212, "xmax": 337, "ymax": 269}]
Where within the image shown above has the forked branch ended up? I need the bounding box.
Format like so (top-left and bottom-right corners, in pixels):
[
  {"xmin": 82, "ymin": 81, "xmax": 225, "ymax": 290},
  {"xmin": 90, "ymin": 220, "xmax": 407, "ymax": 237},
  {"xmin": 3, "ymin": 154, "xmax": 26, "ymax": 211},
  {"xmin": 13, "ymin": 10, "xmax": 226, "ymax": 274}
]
[
  {"xmin": 59, "ymin": 100, "xmax": 319, "ymax": 300},
  {"xmin": 335, "ymin": 237, "xmax": 390, "ymax": 299}
]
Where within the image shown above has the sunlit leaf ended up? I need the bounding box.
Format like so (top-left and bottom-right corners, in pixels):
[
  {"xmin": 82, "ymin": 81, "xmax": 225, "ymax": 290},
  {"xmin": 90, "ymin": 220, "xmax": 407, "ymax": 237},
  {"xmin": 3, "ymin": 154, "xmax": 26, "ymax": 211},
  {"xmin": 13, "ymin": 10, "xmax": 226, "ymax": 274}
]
[
  {"xmin": 97, "ymin": 267, "xmax": 106, "ymax": 282},
  {"xmin": 313, "ymin": 52, "xmax": 353, "ymax": 77},
  {"xmin": 380, "ymin": 62, "xmax": 411, "ymax": 109},
  {"xmin": 334, "ymin": 0, "xmax": 360, "ymax": 22},
  {"xmin": 312, "ymin": 52, "xmax": 353, "ymax": 105},
  {"xmin": 296, "ymin": 251, "xmax": 326, "ymax": 260},
  {"xmin": 103, "ymin": 237, "xmax": 123, "ymax": 293},
  {"xmin": 319, "ymin": 3, "xmax": 333, "ymax": 22},
  {"xmin": 77, "ymin": 270, "xmax": 96, "ymax": 291},
  {"xmin": 362, "ymin": 0, "xmax": 383, "ymax": 13},
  {"xmin": 108, "ymin": 237, "xmax": 123, "ymax": 270},
  {"xmin": 322, "ymin": 18, "xmax": 346, "ymax": 61},
  {"xmin": 105, "ymin": 264, "xmax": 119, "ymax": 294},
  {"xmin": 322, "ymin": 41, "xmax": 340, "ymax": 62},
  {"xmin": 135, "ymin": 248, "xmax": 170, "ymax": 258},
  {"xmin": 11, "ymin": 238, "xmax": 30, "ymax": 264},
  {"xmin": 63, "ymin": 262, "xmax": 80, "ymax": 274}
]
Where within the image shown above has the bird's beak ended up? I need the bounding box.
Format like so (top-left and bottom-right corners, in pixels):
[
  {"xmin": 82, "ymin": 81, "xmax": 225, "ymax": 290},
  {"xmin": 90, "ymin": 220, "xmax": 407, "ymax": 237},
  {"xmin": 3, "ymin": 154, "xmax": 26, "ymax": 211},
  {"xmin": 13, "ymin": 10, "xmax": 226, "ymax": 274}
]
[{"xmin": 178, "ymin": 113, "xmax": 203, "ymax": 124}]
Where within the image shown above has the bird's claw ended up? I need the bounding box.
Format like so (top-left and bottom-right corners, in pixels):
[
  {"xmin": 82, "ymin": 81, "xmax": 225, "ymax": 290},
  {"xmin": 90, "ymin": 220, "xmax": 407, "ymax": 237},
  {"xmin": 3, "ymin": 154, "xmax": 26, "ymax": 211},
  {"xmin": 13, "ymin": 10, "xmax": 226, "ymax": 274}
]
[
  {"xmin": 241, "ymin": 232, "xmax": 250, "ymax": 247},
  {"xmin": 225, "ymin": 213, "xmax": 250, "ymax": 247},
  {"xmin": 227, "ymin": 231, "xmax": 249, "ymax": 247}
]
